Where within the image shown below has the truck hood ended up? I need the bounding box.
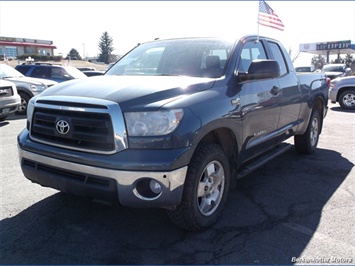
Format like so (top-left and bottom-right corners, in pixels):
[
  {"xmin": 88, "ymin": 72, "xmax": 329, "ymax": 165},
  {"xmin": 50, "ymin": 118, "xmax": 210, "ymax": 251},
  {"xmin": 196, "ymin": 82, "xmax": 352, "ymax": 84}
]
[
  {"xmin": 324, "ymin": 71, "xmax": 343, "ymax": 75},
  {"xmin": 331, "ymin": 75, "xmax": 355, "ymax": 84},
  {"xmin": 5, "ymin": 76, "xmax": 57, "ymax": 87},
  {"xmin": 40, "ymin": 75, "xmax": 216, "ymax": 108}
]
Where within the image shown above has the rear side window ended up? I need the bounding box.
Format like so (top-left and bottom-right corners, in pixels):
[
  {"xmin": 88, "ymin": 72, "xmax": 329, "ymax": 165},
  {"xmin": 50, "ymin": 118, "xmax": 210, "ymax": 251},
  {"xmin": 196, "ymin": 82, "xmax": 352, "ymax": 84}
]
[
  {"xmin": 30, "ymin": 67, "xmax": 51, "ymax": 78},
  {"xmin": 16, "ymin": 66, "xmax": 31, "ymax": 75},
  {"xmin": 52, "ymin": 68, "xmax": 68, "ymax": 79},
  {"xmin": 268, "ymin": 42, "xmax": 287, "ymax": 76}
]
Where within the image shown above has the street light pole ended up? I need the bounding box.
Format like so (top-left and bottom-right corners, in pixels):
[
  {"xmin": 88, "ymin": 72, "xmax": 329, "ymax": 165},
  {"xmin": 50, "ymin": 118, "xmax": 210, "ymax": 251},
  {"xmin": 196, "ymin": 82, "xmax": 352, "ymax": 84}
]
[{"xmin": 82, "ymin": 43, "xmax": 85, "ymax": 60}]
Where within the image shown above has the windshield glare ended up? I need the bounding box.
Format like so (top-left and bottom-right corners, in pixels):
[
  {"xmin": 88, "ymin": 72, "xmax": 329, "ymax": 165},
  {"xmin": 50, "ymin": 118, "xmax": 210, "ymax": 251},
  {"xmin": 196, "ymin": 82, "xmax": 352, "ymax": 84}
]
[
  {"xmin": 106, "ymin": 38, "xmax": 234, "ymax": 78},
  {"xmin": 65, "ymin": 66, "xmax": 87, "ymax": 78},
  {"xmin": 0, "ymin": 64, "xmax": 24, "ymax": 78}
]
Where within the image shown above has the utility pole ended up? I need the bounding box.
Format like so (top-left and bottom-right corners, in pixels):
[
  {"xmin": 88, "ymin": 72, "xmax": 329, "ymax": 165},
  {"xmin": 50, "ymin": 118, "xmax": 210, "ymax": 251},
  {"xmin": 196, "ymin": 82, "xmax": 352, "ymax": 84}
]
[{"xmin": 82, "ymin": 43, "xmax": 85, "ymax": 60}]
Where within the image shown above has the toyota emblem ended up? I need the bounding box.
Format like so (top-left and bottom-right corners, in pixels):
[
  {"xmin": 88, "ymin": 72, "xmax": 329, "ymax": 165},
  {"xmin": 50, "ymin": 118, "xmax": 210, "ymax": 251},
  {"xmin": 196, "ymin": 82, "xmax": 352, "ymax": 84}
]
[{"xmin": 56, "ymin": 120, "xmax": 70, "ymax": 135}]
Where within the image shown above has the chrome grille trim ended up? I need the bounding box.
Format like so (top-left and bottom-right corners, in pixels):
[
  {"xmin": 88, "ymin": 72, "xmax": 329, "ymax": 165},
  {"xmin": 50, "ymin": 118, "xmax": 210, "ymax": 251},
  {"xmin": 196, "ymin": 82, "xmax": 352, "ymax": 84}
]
[{"xmin": 29, "ymin": 96, "xmax": 128, "ymax": 154}]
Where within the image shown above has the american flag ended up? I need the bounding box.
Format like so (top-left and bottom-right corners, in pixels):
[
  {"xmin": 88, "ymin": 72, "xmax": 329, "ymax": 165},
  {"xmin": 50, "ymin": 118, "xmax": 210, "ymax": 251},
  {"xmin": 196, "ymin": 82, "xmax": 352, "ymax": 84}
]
[{"xmin": 258, "ymin": 0, "xmax": 285, "ymax": 31}]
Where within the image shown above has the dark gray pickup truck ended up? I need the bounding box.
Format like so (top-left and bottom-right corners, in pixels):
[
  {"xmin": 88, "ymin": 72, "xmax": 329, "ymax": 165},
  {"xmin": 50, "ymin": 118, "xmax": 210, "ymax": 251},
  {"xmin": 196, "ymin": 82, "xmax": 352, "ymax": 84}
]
[{"xmin": 18, "ymin": 35, "xmax": 329, "ymax": 230}]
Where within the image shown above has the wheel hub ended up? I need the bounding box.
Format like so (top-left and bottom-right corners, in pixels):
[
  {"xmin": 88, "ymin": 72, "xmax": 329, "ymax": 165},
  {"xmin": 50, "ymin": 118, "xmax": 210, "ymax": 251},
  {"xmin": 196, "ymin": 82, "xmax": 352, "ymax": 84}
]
[
  {"xmin": 197, "ymin": 161, "xmax": 225, "ymax": 216},
  {"xmin": 310, "ymin": 117, "xmax": 319, "ymax": 146},
  {"xmin": 342, "ymin": 93, "xmax": 355, "ymax": 107}
]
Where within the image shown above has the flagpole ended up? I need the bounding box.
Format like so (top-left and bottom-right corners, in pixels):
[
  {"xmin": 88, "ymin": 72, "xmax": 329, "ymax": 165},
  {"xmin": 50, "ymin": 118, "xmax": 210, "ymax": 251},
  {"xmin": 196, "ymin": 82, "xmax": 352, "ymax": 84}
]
[{"xmin": 256, "ymin": 0, "xmax": 260, "ymax": 42}]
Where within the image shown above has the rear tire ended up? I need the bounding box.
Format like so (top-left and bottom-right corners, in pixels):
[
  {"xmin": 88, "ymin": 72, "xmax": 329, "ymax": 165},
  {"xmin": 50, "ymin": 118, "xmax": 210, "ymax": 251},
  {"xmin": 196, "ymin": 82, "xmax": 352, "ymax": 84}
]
[
  {"xmin": 339, "ymin": 89, "xmax": 355, "ymax": 110},
  {"xmin": 167, "ymin": 144, "xmax": 230, "ymax": 231},
  {"xmin": 294, "ymin": 108, "xmax": 321, "ymax": 154}
]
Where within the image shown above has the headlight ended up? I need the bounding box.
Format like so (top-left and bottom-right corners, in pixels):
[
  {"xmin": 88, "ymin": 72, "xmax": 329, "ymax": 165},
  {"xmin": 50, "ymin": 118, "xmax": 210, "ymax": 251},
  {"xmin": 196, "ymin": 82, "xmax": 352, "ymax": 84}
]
[
  {"xmin": 26, "ymin": 96, "xmax": 36, "ymax": 129},
  {"xmin": 329, "ymin": 82, "xmax": 336, "ymax": 89},
  {"xmin": 30, "ymin": 84, "xmax": 46, "ymax": 92},
  {"xmin": 124, "ymin": 109, "xmax": 184, "ymax": 136}
]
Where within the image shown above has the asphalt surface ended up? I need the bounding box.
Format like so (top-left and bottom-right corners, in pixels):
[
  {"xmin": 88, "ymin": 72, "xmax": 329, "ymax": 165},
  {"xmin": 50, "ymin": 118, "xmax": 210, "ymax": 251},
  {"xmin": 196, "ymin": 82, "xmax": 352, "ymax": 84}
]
[{"xmin": 0, "ymin": 103, "xmax": 354, "ymax": 265}]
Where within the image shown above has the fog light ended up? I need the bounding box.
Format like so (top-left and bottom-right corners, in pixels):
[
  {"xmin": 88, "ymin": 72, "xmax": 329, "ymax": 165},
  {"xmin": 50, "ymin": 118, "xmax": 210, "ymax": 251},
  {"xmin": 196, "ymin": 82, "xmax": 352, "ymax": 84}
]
[{"xmin": 149, "ymin": 180, "xmax": 162, "ymax": 194}]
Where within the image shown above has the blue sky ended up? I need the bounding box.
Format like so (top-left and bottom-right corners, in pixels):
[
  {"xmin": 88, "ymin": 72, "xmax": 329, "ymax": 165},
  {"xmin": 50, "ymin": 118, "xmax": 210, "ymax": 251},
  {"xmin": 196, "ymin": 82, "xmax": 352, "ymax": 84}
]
[{"xmin": 1, "ymin": 1, "xmax": 354, "ymax": 65}]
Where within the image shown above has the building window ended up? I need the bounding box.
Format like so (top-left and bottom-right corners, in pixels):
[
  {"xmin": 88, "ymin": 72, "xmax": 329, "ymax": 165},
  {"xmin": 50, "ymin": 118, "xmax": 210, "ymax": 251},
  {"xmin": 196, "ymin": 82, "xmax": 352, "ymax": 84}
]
[
  {"xmin": 5, "ymin": 47, "xmax": 17, "ymax": 57},
  {"xmin": 38, "ymin": 49, "xmax": 46, "ymax": 55},
  {"xmin": 0, "ymin": 48, "xmax": 3, "ymax": 55},
  {"xmin": 26, "ymin": 47, "xmax": 35, "ymax": 54}
]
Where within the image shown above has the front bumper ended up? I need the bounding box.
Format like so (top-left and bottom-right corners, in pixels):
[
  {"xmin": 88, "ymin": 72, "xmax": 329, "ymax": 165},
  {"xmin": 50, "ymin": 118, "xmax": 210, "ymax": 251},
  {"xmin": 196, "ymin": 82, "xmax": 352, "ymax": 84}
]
[
  {"xmin": 0, "ymin": 95, "xmax": 21, "ymax": 117},
  {"xmin": 19, "ymin": 148, "xmax": 188, "ymax": 208},
  {"xmin": 329, "ymin": 88, "xmax": 338, "ymax": 103},
  {"xmin": 18, "ymin": 129, "xmax": 191, "ymax": 209}
]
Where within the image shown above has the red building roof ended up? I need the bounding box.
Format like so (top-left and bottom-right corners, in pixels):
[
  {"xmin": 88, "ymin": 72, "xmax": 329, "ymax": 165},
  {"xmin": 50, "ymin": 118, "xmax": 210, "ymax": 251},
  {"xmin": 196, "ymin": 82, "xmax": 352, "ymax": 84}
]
[{"xmin": 0, "ymin": 40, "xmax": 56, "ymax": 49}]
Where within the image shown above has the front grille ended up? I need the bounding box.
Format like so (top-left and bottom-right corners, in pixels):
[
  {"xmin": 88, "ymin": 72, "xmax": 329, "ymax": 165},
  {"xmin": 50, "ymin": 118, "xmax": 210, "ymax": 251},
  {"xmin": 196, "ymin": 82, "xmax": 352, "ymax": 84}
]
[
  {"xmin": 31, "ymin": 106, "xmax": 115, "ymax": 153},
  {"xmin": 0, "ymin": 86, "xmax": 13, "ymax": 98}
]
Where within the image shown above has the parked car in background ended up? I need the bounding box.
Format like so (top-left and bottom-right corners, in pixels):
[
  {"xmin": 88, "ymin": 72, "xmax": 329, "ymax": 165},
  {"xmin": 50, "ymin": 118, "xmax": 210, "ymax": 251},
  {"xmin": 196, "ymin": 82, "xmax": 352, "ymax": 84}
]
[
  {"xmin": 15, "ymin": 63, "xmax": 87, "ymax": 83},
  {"xmin": 329, "ymin": 76, "xmax": 355, "ymax": 110},
  {"xmin": 322, "ymin": 64, "xmax": 352, "ymax": 80},
  {"xmin": 295, "ymin": 65, "xmax": 315, "ymax": 73},
  {"xmin": 0, "ymin": 80, "xmax": 21, "ymax": 121},
  {"xmin": 82, "ymin": 70, "xmax": 105, "ymax": 77},
  {"xmin": 0, "ymin": 64, "xmax": 57, "ymax": 115}
]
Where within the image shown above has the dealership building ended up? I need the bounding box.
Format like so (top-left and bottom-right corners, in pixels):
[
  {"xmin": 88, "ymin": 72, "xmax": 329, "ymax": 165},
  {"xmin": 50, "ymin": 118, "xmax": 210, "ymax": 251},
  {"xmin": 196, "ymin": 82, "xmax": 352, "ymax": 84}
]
[{"xmin": 0, "ymin": 36, "xmax": 57, "ymax": 58}]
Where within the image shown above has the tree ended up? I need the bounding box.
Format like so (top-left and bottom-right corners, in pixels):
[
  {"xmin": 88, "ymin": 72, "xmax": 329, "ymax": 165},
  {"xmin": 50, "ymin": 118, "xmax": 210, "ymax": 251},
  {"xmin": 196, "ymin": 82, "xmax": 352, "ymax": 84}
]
[
  {"xmin": 331, "ymin": 57, "xmax": 344, "ymax": 64},
  {"xmin": 98, "ymin": 31, "xmax": 115, "ymax": 64},
  {"xmin": 328, "ymin": 54, "xmax": 355, "ymax": 65},
  {"xmin": 344, "ymin": 54, "xmax": 354, "ymax": 67},
  {"xmin": 67, "ymin": 48, "xmax": 82, "ymax": 60},
  {"xmin": 311, "ymin": 54, "xmax": 326, "ymax": 70}
]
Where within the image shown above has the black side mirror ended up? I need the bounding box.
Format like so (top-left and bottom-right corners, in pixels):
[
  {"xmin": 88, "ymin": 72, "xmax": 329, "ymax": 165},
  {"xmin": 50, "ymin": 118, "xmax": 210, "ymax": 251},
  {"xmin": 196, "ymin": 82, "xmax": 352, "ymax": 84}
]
[{"xmin": 238, "ymin": 60, "xmax": 280, "ymax": 81}]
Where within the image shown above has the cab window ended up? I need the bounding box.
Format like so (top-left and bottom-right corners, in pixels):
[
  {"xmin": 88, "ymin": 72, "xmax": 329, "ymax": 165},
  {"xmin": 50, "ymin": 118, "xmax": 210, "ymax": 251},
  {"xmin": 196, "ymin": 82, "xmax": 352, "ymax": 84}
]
[
  {"xmin": 238, "ymin": 41, "xmax": 267, "ymax": 72},
  {"xmin": 268, "ymin": 42, "xmax": 288, "ymax": 76}
]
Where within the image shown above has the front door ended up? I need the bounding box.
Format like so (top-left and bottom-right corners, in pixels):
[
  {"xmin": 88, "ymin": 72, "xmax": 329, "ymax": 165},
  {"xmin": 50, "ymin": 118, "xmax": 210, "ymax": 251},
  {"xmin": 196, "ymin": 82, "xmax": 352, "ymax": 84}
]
[{"xmin": 236, "ymin": 39, "xmax": 282, "ymax": 162}]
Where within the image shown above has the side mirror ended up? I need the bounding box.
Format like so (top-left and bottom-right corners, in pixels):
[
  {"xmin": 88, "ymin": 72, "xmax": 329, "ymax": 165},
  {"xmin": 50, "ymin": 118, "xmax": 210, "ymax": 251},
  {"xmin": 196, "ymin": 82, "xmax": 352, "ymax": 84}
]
[{"xmin": 238, "ymin": 60, "xmax": 280, "ymax": 81}]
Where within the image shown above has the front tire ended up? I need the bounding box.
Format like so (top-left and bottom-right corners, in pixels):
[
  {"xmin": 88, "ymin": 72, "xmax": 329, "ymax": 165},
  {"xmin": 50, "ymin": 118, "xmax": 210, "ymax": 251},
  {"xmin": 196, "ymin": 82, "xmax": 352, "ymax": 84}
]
[
  {"xmin": 294, "ymin": 108, "xmax": 321, "ymax": 154},
  {"xmin": 167, "ymin": 144, "xmax": 230, "ymax": 231},
  {"xmin": 16, "ymin": 93, "xmax": 31, "ymax": 115},
  {"xmin": 339, "ymin": 89, "xmax": 355, "ymax": 110}
]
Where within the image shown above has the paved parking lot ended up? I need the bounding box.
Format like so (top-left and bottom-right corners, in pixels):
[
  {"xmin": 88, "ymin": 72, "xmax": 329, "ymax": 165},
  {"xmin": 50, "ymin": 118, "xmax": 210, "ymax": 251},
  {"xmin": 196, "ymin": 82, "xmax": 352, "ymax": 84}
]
[{"xmin": 0, "ymin": 104, "xmax": 354, "ymax": 265}]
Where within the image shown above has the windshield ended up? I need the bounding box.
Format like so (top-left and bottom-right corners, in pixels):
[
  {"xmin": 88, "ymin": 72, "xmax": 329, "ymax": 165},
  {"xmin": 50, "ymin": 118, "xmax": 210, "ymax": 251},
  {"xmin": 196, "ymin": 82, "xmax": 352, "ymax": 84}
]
[
  {"xmin": 106, "ymin": 38, "xmax": 234, "ymax": 78},
  {"xmin": 0, "ymin": 64, "xmax": 24, "ymax": 78},
  {"xmin": 322, "ymin": 65, "xmax": 344, "ymax": 72},
  {"xmin": 295, "ymin": 67, "xmax": 312, "ymax": 72}
]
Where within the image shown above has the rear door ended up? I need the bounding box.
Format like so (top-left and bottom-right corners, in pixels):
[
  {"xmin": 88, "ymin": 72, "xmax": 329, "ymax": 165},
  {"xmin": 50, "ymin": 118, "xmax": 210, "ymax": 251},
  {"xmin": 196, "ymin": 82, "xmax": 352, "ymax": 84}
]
[{"xmin": 266, "ymin": 40, "xmax": 302, "ymax": 132}]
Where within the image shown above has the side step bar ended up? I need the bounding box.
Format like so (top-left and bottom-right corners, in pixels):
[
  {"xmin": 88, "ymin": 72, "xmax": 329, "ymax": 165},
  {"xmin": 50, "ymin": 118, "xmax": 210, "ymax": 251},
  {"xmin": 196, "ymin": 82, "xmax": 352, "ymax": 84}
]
[{"xmin": 237, "ymin": 143, "xmax": 293, "ymax": 179}]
